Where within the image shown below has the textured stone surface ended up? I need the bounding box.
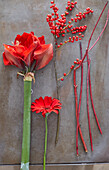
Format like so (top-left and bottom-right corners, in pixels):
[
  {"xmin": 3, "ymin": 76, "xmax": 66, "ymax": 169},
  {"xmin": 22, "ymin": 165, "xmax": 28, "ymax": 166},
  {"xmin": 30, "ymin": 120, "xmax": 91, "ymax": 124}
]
[{"xmin": 0, "ymin": 0, "xmax": 109, "ymax": 165}]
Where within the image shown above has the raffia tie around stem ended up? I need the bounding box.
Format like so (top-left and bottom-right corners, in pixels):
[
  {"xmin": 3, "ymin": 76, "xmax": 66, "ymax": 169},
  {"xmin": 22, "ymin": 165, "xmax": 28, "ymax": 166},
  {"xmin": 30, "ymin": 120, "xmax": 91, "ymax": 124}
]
[{"xmin": 17, "ymin": 72, "xmax": 35, "ymax": 83}]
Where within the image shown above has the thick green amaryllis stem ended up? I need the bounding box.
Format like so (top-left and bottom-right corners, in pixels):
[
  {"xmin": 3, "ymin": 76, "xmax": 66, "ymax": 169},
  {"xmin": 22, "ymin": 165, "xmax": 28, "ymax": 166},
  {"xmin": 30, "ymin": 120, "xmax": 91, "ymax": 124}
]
[
  {"xmin": 43, "ymin": 114, "xmax": 48, "ymax": 170},
  {"xmin": 21, "ymin": 75, "xmax": 32, "ymax": 170}
]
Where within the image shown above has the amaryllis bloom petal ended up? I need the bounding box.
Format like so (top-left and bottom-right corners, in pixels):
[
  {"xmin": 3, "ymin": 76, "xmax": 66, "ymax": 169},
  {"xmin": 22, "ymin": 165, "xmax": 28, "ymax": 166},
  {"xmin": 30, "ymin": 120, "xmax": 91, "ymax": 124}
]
[
  {"xmin": 34, "ymin": 44, "xmax": 53, "ymax": 70},
  {"xmin": 23, "ymin": 41, "xmax": 39, "ymax": 66},
  {"xmin": 38, "ymin": 36, "xmax": 45, "ymax": 45},
  {"xmin": 3, "ymin": 44, "xmax": 23, "ymax": 68},
  {"xmin": 14, "ymin": 45, "xmax": 25, "ymax": 54},
  {"xmin": 3, "ymin": 32, "xmax": 53, "ymax": 70},
  {"xmin": 3, "ymin": 52, "xmax": 12, "ymax": 66},
  {"xmin": 31, "ymin": 96, "xmax": 62, "ymax": 117}
]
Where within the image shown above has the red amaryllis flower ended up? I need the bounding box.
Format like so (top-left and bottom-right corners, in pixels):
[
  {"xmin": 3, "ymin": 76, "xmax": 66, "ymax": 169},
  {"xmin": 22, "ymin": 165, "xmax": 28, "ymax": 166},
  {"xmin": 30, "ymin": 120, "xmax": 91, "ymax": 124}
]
[
  {"xmin": 31, "ymin": 96, "xmax": 62, "ymax": 117},
  {"xmin": 3, "ymin": 32, "xmax": 53, "ymax": 70}
]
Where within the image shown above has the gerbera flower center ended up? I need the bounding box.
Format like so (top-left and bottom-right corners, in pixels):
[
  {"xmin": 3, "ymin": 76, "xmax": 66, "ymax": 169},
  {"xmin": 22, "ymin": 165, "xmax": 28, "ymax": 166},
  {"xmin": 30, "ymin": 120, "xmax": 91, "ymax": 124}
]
[{"xmin": 45, "ymin": 107, "xmax": 50, "ymax": 110}]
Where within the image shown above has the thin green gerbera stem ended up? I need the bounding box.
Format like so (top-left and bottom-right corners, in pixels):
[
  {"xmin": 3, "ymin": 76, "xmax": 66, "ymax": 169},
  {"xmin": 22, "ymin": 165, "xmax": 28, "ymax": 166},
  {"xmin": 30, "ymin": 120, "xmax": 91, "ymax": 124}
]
[
  {"xmin": 21, "ymin": 79, "xmax": 32, "ymax": 170},
  {"xmin": 43, "ymin": 114, "xmax": 48, "ymax": 170}
]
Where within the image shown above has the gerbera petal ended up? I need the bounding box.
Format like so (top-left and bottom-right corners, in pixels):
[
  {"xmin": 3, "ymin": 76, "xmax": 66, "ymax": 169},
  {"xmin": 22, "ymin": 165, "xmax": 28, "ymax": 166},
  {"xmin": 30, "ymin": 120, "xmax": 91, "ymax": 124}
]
[
  {"xmin": 35, "ymin": 97, "xmax": 45, "ymax": 108},
  {"xmin": 44, "ymin": 96, "xmax": 52, "ymax": 108},
  {"xmin": 38, "ymin": 97, "xmax": 45, "ymax": 107},
  {"xmin": 53, "ymin": 106, "xmax": 62, "ymax": 110},
  {"xmin": 50, "ymin": 109, "xmax": 59, "ymax": 114},
  {"xmin": 31, "ymin": 103, "xmax": 39, "ymax": 109},
  {"xmin": 51, "ymin": 98, "xmax": 62, "ymax": 108},
  {"xmin": 34, "ymin": 43, "xmax": 53, "ymax": 70},
  {"xmin": 42, "ymin": 112, "xmax": 46, "ymax": 117}
]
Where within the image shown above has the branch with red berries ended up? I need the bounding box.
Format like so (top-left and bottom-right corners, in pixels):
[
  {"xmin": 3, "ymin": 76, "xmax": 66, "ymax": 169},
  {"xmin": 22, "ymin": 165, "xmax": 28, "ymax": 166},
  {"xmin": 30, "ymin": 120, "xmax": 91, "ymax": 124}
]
[{"xmin": 46, "ymin": 1, "xmax": 93, "ymax": 48}]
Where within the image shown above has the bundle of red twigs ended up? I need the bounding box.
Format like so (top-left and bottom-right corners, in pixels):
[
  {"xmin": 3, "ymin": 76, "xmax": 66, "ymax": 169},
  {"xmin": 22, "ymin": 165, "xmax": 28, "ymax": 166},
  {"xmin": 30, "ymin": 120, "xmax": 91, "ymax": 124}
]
[{"xmin": 74, "ymin": 1, "xmax": 109, "ymax": 156}]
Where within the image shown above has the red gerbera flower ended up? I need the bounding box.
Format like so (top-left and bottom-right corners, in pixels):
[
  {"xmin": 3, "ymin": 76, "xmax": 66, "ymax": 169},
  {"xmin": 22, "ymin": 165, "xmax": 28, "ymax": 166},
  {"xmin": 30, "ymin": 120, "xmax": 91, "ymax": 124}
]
[
  {"xmin": 3, "ymin": 32, "xmax": 53, "ymax": 70},
  {"xmin": 31, "ymin": 96, "xmax": 62, "ymax": 117}
]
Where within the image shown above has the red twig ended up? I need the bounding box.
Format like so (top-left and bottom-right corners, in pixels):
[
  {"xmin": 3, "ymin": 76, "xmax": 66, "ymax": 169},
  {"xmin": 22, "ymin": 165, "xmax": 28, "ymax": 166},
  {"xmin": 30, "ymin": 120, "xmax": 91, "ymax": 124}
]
[
  {"xmin": 74, "ymin": 69, "xmax": 87, "ymax": 155},
  {"xmin": 74, "ymin": 3, "xmax": 108, "ymax": 148},
  {"xmin": 73, "ymin": 69, "xmax": 79, "ymax": 156},
  {"xmin": 75, "ymin": 1, "xmax": 108, "ymax": 71},
  {"xmin": 78, "ymin": 42, "xmax": 84, "ymax": 124},
  {"xmin": 89, "ymin": 9, "xmax": 109, "ymax": 52},
  {"xmin": 76, "ymin": 42, "xmax": 88, "ymax": 155},
  {"xmin": 86, "ymin": 54, "xmax": 93, "ymax": 151},
  {"xmin": 87, "ymin": 52, "xmax": 102, "ymax": 134}
]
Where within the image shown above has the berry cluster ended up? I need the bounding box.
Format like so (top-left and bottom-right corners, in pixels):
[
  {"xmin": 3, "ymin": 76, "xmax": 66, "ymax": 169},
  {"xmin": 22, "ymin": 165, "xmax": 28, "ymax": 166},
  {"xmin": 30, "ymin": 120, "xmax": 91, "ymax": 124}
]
[
  {"xmin": 58, "ymin": 58, "xmax": 82, "ymax": 81},
  {"xmin": 46, "ymin": 1, "xmax": 93, "ymax": 48}
]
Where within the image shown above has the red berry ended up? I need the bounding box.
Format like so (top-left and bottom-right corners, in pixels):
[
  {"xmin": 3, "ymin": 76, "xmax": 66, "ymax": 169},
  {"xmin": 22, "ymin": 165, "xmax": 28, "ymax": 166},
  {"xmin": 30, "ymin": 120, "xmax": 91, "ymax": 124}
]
[
  {"xmin": 68, "ymin": 25, "xmax": 72, "ymax": 28},
  {"xmin": 62, "ymin": 34, "xmax": 65, "ymax": 37},
  {"xmin": 79, "ymin": 38, "xmax": 82, "ymax": 40},
  {"xmin": 64, "ymin": 41, "xmax": 67, "ymax": 43},
  {"xmin": 65, "ymin": 11, "xmax": 69, "ymax": 15},
  {"xmin": 69, "ymin": 37, "xmax": 71, "ymax": 40},
  {"xmin": 74, "ymin": 61, "xmax": 77, "ymax": 64},
  {"xmin": 81, "ymin": 34, "xmax": 84, "ymax": 37},
  {"xmin": 86, "ymin": 7, "xmax": 90, "ymax": 11},
  {"xmin": 68, "ymin": 21, "xmax": 71, "ymax": 24},
  {"xmin": 70, "ymin": 65, "xmax": 74, "ymax": 69},
  {"xmin": 83, "ymin": 14, "xmax": 86, "ymax": 18},
  {"xmin": 67, "ymin": 29, "xmax": 70, "ymax": 33},
  {"xmin": 61, "ymin": 78, "xmax": 64, "ymax": 81},
  {"xmin": 51, "ymin": 1, "xmax": 54, "ymax": 4},
  {"xmin": 52, "ymin": 4, "xmax": 56, "ymax": 7},
  {"xmin": 71, "ymin": 18, "xmax": 74, "ymax": 21},
  {"xmin": 79, "ymin": 33, "xmax": 82, "ymax": 36},
  {"xmin": 74, "ymin": 1, "xmax": 77, "ymax": 4},
  {"xmin": 76, "ymin": 58, "xmax": 79, "ymax": 61},
  {"xmin": 60, "ymin": 42, "xmax": 63, "ymax": 45},
  {"xmin": 57, "ymin": 45, "xmax": 60, "ymax": 48},
  {"xmin": 63, "ymin": 73, "xmax": 66, "ymax": 76},
  {"xmin": 76, "ymin": 35, "xmax": 78, "ymax": 38},
  {"xmin": 55, "ymin": 13, "xmax": 59, "ymax": 16},
  {"xmin": 71, "ymin": 2, "xmax": 74, "ymax": 5},
  {"xmin": 69, "ymin": 8, "xmax": 72, "ymax": 11},
  {"xmin": 67, "ymin": 3, "xmax": 70, "ymax": 6},
  {"xmin": 73, "ymin": 36, "xmax": 75, "ymax": 40}
]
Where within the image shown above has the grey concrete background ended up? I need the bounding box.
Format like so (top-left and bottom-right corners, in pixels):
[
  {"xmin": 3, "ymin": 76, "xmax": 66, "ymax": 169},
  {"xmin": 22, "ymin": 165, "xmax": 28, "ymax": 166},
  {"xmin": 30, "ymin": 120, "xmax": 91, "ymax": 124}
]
[{"xmin": 0, "ymin": 0, "xmax": 109, "ymax": 166}]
